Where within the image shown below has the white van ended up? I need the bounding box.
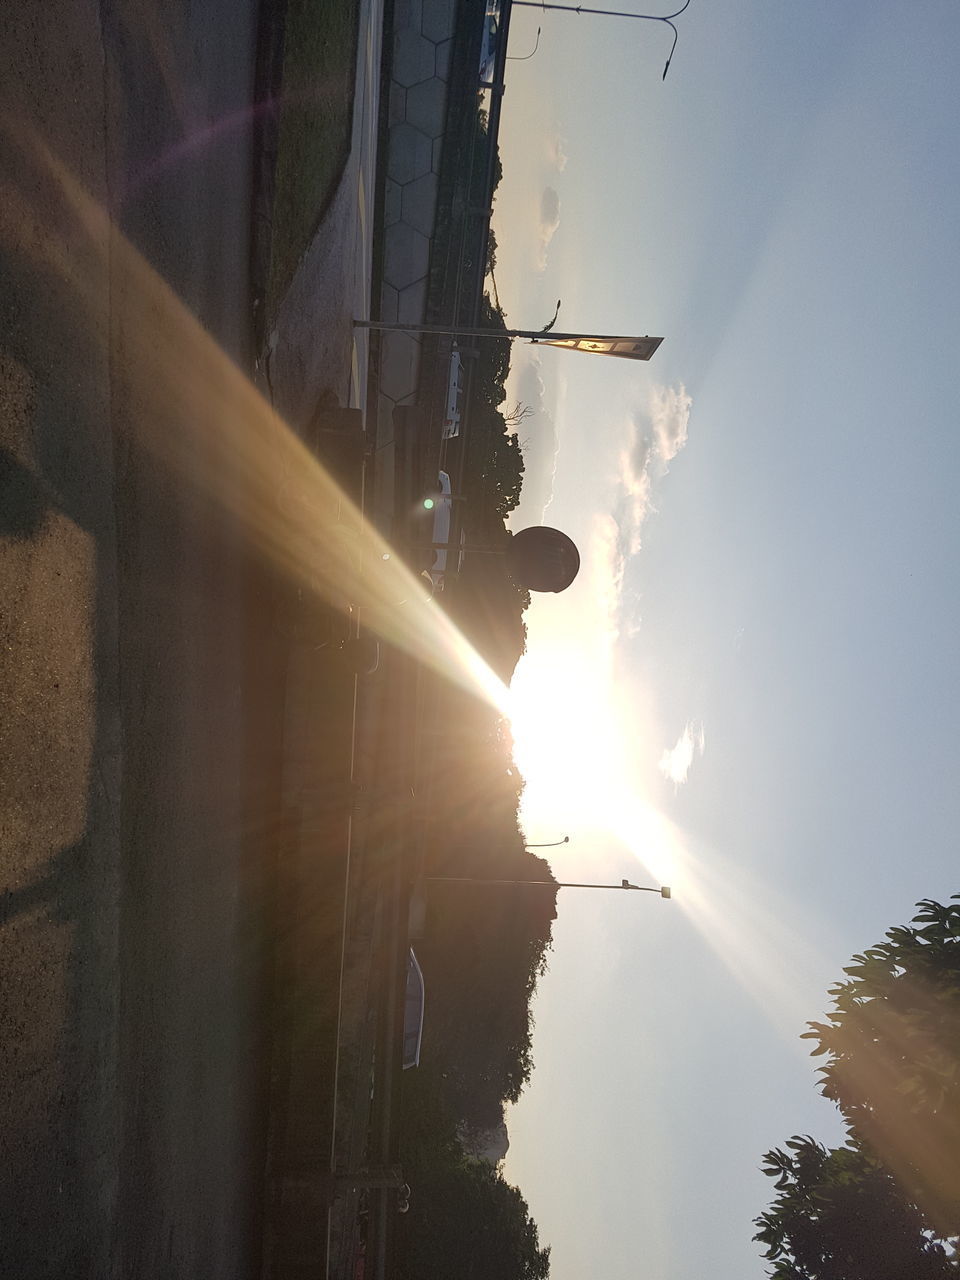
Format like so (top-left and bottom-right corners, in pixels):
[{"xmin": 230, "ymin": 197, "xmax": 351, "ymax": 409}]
[{"xmin": 442, "ymin": 348, "xmax": 463, "ymax": 439}]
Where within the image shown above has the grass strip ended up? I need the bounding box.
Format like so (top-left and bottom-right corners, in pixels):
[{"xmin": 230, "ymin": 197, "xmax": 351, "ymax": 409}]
[{"xmin": 268, "ymin": 0, "xmax": 359, "ymax": 312}]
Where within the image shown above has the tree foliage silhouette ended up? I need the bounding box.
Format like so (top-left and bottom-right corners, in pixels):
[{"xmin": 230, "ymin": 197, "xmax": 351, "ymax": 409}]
[
  {"xmin": 803, "ymin": 896, "xmax": 960, "ymax": 1235},
  {"xmin": 755, "ymin": 1136, "xmax": 957, "ymax": 1280},
  {"xmin": 756, "ymin": 897, "xmax": 960, "ymax": 1278}
]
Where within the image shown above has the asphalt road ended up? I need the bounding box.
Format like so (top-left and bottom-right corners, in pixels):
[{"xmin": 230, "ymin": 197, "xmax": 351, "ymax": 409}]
[{"xmin": 0, "ymin": 3, "xmax": 277, "ymax": 1277}]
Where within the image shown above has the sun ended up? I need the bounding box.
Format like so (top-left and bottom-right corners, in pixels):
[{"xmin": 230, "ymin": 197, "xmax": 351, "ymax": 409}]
[
  {"xmin": 505, "ymin": 641, "xmax": 691, "ymax": 898},
  {"xmin": 506, "ymin": 630, "xmax": 836, "ymax": 1047},
  {"xmin": 506, "ymin": 648, "xmax": 631, "ymax": 830}
]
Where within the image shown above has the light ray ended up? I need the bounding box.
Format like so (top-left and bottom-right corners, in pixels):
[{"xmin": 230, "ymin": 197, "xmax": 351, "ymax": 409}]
[
  {"xmin": 0, "ymin": 118, "xmax": 510, "ymax": 717},
  {"xmin": 607, "ymin": 796, "xmax": 839, "ymax": 1043}
]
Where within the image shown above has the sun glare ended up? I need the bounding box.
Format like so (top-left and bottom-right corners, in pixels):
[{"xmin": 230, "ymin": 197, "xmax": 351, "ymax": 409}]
[
  {"xmin": 509, "ymin": 647, "xmax": 833, "ymax": 1044},
  {"xmin": 507, "ymin": 650, "xmax": 630, "ymax": 826},
  {"xmin": 1, "ymin": 121, "xmax": 512, "ymax": 719},
  {"xmin": 613, "ymin": 799, "xmax": 837, "ymax": 1041},
  {"xmin": 12, "ymin": 121, "xmax": 843, "ymax": 1054}
]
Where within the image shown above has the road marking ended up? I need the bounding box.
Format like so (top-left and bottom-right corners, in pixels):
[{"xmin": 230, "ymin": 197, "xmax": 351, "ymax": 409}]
[
  {"xmin": 351, "ymin": 340, "xmax": 361, "ymax": 409},
  {"xmin": 356, "ymin": 170, "xmax": 370, "ymax": 313}
]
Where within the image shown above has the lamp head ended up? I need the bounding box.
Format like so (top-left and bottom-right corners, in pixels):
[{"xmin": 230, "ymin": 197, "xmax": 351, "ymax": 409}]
[{"xmin": 660, "ymin": 885, "xmax": 672, "ymax": 899}]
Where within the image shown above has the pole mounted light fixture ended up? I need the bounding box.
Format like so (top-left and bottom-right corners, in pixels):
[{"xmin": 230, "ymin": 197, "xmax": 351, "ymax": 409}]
[
  {"xmin": 354, "ymin": 319, "xmax": 663, "ymax": 361},
  {"xmin": 426, "ymin": 874, "xmax": 672, "ymax": 898},
  {"xmin": 509, "ymin": 0, "xmax": 692, "ymax": 80},
  {"xmin": 621, "ymin": 878, "xmax": 671, "ymax": 898}
]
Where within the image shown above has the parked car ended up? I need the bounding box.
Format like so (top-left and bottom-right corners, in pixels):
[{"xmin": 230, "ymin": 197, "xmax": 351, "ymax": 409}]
[
  {"xmin": 442, "ymin": 348, "xmax": 463, "ymax": 439},
  {"xmin": 426, "ymin": 471, "xmax": 466, "ymax": 588}
]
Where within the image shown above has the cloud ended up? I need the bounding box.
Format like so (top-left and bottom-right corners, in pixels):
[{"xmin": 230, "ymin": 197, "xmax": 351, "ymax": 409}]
[
  {"xmin": 659, "ymin": 722, "xmax": 706, "ymax": 788},
  {"xmin": 649, "ymin": 383, "xmax": 691, "ymax": 464},
  {"xmin": 536, "ymin": 186, "xmax": 561, "ymax": 270},
  {"xmin": 546, "ymin": 134, "xmax": 568, "ymax": 172},
  {"xmin": 619, "ymin": 381, "xmax": 692, "ymax": 553},
  {"xmin": 540, "ymin": 186, "xmax": 560, "ymax": 225},
  {"xmin": 590, "ymin": 513, "xmax": 625, "ymax": 640},
  {"xmin": 592, "ymin": 382, "xmax": 692, "ymax": 640}
]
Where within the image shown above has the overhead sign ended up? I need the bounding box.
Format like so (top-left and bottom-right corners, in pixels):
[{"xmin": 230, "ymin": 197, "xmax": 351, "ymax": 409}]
[
  {"xmin": 478, "ymin": 3, "xmax": 502, "ymax": 84},
  {"xmin": 535, "ymin": 335, "xmax": 664, "ymax": 361}
]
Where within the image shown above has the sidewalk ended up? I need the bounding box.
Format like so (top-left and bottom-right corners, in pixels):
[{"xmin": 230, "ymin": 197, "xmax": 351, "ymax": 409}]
[{"xmin": 260, "ymin": 0, "xmax": 386, "ymax": 431}]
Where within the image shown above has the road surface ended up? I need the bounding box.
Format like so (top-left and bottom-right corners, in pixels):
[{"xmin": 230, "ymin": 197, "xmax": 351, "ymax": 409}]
[{"xmin": 0, "ymin": 3, "xmax": 277, "ymax": 1277}]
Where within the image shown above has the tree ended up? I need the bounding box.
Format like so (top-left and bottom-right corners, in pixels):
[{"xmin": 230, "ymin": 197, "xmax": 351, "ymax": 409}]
[
  {"xmin": 414, "ymin": 838, "xmax": 557, "ymax": 1128},
  {"xmin": 488, "ymin": 430, "xmax": 525, "ymax": 517},
  {"xmin": 754, "ymin": 1136, "xmax": 958, "ymax": 1280},
  {"xmin": 503, "ymin": 402, "xmax": 534, "ymax": 428},
  {"xmin": 803, "ymin": 896, "xmax": 960, "ymax": 1235},
  {"xmin": 398, "ymin": 1150, "xmax": 550, "ymax": 1280}
]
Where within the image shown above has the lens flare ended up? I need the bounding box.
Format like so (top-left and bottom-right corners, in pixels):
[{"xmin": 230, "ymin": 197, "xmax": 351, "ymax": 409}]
[
  {"xmin": 0, "ymin": 119, "xmax": 510, "ymax": 717},
  {"xmin": 5, "ymin": 119, "xmax": 845, "ymax": 1068}
]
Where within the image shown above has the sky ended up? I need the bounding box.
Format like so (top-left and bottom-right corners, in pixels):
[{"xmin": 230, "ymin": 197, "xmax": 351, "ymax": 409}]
[{"xmin": 489, "ymin": 4, "xmax": 960, "ymax": 1278}]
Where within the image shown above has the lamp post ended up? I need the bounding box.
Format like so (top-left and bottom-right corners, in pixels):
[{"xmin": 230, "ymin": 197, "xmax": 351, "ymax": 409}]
[
  {"xmin": 523, "ymin": 836, "xmax": 570, "ymax": 849},
  {"xmin": 509, "ymin": 0, "xmax": 692, "ymax": 80},
  {"xmin": 426, "ymin": 875, "xmax": 671, "ymax": 898}
]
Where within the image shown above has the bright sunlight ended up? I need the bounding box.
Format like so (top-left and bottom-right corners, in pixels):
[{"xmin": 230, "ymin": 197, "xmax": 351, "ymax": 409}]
[
  {"xmin": 509, "ymin": 640, "xmax": 836, "ymax": 1047},
  {"xmin": 0, "ymin": 119, "xmax": 512, "ymax": 721}
]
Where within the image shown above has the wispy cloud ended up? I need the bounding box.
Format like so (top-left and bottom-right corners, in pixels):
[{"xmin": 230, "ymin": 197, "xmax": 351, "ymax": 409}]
[
  {"xmin": 649, "ymin": 382, "xmax": 691, "ymax": 464},
  {"xmin": 614, "ymin": 379, "xmax": 692, "ymax": 566},
  {"xmin": 590, "ymin": 513, "xmax": 625, "ymax": 643},
  {"xmin": 583, "ymin": 381, "xmax": 691, "ymax": 647},
  {"xmin": 659, "ymin": 722, "xmax": 706, "ymax": 788},
  {"xmin": 620, "ymin": 382, "xmax": 691, "ymax": 543},
  {"xmin": 546, "ymin": 133, "xmax": 568, "ymax": 172},
  {"xmin": 536, "ymin": 186, "xmax": 561, "ymax": 271}
]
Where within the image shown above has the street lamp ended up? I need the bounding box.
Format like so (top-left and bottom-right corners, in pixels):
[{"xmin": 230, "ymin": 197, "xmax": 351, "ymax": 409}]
[
  {"xmin": 426, "ymin": 874, "xmax": 671, "ymax": 898},
  {"xmin": 510, "ymin": 0, "xmax": 692, "ymax": 80},
  {"xmin": 507, "ymin": 25, "xmax": 541, "ymax": 60},
  {"xmin": 523, "ymin": 835, "xmax": 570, "ymax": 849}
]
